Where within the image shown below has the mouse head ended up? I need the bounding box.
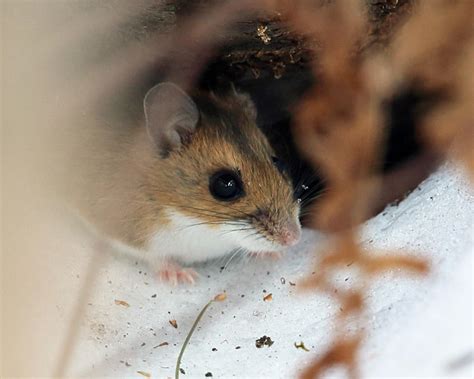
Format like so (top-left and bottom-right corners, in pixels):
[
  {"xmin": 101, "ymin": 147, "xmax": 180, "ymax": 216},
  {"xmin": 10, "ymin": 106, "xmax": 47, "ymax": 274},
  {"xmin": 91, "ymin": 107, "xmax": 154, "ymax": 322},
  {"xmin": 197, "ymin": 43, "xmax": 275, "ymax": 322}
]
[{"xmin": 143, "ymin": 83, "xmax": 301, "ymax": 254}]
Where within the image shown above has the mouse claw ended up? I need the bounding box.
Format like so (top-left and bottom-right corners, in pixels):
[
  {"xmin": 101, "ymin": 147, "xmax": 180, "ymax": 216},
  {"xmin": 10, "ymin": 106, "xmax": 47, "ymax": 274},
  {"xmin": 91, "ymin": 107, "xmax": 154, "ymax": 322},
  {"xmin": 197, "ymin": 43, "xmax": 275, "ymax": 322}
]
[
  {"xmin": 178, "ymin": 269, "xmax": 198, "ymax": 284},
  {"xmin": 162, "ymin": 269, "xmax": 178, "ymax": 286},
  {"xmin": 157, "ymin": 262, "xmax": 198, "ymax": 285}
]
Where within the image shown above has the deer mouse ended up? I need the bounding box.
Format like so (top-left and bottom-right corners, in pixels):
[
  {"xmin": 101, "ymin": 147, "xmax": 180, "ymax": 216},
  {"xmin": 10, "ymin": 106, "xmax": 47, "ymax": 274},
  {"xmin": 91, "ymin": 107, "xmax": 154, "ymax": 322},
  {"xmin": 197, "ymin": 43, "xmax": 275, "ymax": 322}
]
[{"xmin": 74, "ymin": 83, "xmax": 301, "ymax": 284}]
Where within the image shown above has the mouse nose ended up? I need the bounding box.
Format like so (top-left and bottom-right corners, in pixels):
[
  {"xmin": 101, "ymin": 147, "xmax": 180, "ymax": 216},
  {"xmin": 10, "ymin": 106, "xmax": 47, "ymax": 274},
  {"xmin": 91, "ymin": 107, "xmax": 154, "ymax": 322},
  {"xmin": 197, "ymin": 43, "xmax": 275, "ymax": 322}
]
[
  {"xmin": 252, "ymin": 209, "xmax": 301, "ymax": 247},
  {"xmin": 279, "ymin": 221, "xmax": 301, "ymax": 247}
]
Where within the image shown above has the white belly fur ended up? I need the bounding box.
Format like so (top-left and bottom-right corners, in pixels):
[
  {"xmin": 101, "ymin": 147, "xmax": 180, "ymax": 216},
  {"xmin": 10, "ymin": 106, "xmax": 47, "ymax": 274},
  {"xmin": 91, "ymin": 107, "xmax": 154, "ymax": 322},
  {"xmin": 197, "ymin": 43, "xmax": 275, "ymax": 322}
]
[{"xmin": 146, "ymin": 211, "xmax": 240, "ymax": 265}]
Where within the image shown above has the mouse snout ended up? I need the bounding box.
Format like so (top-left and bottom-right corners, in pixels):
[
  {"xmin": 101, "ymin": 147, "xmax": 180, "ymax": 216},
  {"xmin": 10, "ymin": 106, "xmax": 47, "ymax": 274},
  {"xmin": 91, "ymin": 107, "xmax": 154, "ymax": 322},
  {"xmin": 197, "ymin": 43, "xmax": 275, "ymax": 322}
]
[
  {"xmin": 279, "ymin": 220, "xmax": 301, "ymax": 247},
  {"xmin": 251, "ymin": 209, "xmax": 301, "ymax": 248}
]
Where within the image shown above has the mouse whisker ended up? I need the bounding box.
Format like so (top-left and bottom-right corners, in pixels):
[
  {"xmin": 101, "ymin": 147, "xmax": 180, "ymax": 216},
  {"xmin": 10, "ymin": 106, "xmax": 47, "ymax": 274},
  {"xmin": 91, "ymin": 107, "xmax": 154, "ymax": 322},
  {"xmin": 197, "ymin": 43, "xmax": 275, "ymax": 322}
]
[
  {"xmin": 176, "ymin": 196, "xmax": 255, "ymax": 219},
  {"xmin": 218, "ymin": 227, "xmax": 255, "ymax": 236},
  {"xmin": 91, "ymin": 196, "xmax": 237, "ymax": 218},
  {"xmin": 243, "ymin": 230, "xmax": 266, "ymax": 243},
  {"xmin": 140, "ymin": 188, "xmax": 254, "ymax": 219},
  {"xmin": 299, "ymin": 192, "xmax": 326, "ymax": 207},
  {"xmin": 298, "ymin": 187, "xmax": 328, "ymax": 206},
  {"xmin": 91, "ymin": 191, "xmax": 255, "ymax": 221},
  {"xmin": 223, "ymin": 248, "xmax": 246, "ymax": 271},
  {"xmin": 167, "ymin": 204, "xmax": 242, "ymax": 220},
  {"xmin": 176, "ymin": 220, "xmax": 248, "ymax": 231},
  {"xmin": 167, "ymin": 202, "xmax": 248, "ymax": 218}
]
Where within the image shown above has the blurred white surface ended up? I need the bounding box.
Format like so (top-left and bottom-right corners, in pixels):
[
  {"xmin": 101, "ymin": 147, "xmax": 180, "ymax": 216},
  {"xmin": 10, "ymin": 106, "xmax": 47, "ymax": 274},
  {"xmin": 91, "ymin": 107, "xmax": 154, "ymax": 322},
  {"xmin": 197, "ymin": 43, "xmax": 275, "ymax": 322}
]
[{"xmin": 8, "ymin": 164, "xmax": 473, "ymax": 378}]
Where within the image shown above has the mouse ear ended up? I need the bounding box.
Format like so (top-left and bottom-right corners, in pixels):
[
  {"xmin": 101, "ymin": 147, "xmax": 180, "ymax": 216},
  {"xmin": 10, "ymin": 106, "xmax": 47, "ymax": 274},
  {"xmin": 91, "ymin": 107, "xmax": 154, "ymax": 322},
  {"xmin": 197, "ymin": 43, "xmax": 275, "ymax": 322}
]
[{"xmin": 143, "ymin": 82, "xmax": 199, "ymax": 157}]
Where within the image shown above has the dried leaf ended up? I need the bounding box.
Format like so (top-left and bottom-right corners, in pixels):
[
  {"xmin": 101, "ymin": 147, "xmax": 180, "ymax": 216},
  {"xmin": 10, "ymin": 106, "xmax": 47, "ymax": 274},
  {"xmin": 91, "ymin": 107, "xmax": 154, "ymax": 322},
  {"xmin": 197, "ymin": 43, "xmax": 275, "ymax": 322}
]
[
  {"xmin": 263, "ymin": 293, "xmax": 273, "ymax": 302},
  {"xmin": 137, "ymin": 371, "xmax": 151, "ymax": 378},
  {"xmin": 169, "ymin": 319, "xmax": 178, "ymax": 329},
  {"xmin": 114, "ymin": 299, "xmax": 130, "ymax": 308}
]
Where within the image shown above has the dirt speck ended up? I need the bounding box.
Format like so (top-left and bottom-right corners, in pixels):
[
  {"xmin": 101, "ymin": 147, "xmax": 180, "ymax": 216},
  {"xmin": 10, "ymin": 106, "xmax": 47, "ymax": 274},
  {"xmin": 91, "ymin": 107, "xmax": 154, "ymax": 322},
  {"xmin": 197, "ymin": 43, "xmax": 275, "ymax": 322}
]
[
  {"xmin": 153, "ymin": 342, "xmax": 169, "ymax": 348},
  {"xmin": 256, "ymin": 335, "xmax": 274, "ymax": 348}
]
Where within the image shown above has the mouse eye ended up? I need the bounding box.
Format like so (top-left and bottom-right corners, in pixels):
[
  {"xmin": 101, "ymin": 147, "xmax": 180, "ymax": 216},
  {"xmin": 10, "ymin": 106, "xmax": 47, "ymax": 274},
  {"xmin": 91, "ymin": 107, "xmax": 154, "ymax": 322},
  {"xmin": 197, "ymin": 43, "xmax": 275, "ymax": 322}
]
[
  {"xmin": 272, "ymin": 156, "xmax": 288, "ymax": 174},
  {"xmin": 209, "ymin": 170, "xmax": 244, "ymax": 201}
]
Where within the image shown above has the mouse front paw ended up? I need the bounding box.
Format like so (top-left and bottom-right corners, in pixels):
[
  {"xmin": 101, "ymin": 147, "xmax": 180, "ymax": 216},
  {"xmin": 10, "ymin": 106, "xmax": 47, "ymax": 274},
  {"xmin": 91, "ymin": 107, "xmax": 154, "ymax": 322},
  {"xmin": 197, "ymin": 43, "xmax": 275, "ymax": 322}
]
[{"xmin": 157, "ymin": 261, "xmax": 198, "ymax": 286}]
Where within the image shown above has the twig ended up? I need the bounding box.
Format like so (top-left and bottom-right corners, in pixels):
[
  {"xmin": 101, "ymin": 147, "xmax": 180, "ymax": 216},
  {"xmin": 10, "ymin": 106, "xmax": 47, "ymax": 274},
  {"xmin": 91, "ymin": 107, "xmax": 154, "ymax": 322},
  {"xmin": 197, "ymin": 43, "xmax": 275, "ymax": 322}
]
[{"xmin": 175, "ymin": 293, "xmax": 227, "ymax": 379}]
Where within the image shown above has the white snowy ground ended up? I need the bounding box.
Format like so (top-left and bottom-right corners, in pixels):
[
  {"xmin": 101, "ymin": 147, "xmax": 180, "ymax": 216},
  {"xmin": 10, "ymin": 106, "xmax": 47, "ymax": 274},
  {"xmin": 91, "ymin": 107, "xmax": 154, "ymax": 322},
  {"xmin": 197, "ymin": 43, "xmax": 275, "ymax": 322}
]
[{"xmin": 22, "ymin": 164, "xmax": 474, "ymax": 378}]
